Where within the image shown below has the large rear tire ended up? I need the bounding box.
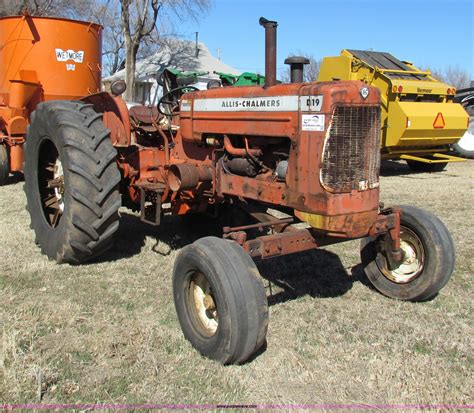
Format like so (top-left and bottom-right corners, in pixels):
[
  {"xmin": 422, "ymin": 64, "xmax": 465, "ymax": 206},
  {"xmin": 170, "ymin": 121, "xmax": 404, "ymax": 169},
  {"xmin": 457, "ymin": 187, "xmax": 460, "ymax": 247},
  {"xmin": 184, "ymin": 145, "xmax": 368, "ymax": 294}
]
[
  {"xmin": 0, "ymin": 143, "xmax": 9, "ymax": 185},
  {"xmin": 360, "ymin": 205, "xmax": 455, "ymax": 301},
  {"xmin": 24, "ymin": 100, "xmax": 121, "ymax": 264},
  {"xmin": 173, "ymin": 236, "xmax": 268, "ymax": 364}
]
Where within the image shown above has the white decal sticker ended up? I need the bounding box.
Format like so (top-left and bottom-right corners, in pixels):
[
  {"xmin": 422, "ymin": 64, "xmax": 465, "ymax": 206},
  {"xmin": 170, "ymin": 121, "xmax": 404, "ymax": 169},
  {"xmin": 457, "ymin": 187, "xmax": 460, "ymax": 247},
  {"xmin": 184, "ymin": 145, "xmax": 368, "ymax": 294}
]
[
  {"xmin": 194, "ymin": 96, "xmax": 298, "ymax": 112},
  {"xmin": 181, "ymin": 100, "xmax": 191, "ymax": 111},
  {"xmin": 55, "ymin": 48, "xmax": 85, "ymax": 63},
  {"xmin": 192, "ymin": 95, "xmax": 324, "ymax": 112},
  {"xmin": 300, "ymin": 95, "xmax": 323, "ymax": 111},
  {"xmin": 66, "ymin": 64, "xmax": 76, "ymax": 71},
  {"xmin": 302, "ymin": 114, "xmax": 325, "ymax": 131}
]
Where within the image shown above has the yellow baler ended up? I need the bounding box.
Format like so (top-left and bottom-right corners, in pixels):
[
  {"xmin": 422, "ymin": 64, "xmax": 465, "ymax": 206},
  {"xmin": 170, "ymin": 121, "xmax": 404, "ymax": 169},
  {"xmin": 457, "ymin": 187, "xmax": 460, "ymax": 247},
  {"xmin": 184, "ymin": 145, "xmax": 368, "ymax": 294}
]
[{"xmin": 318, "ymin": 49, "xmax": 469, "ymax": 171}]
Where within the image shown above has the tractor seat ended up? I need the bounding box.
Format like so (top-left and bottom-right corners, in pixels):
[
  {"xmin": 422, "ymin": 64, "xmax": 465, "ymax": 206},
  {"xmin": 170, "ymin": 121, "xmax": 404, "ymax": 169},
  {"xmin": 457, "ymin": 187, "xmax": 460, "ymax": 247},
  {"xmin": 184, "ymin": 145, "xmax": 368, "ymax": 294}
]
[{"xmin": 129, "ymin": 105, "xmax": 163, "ymax": 132}]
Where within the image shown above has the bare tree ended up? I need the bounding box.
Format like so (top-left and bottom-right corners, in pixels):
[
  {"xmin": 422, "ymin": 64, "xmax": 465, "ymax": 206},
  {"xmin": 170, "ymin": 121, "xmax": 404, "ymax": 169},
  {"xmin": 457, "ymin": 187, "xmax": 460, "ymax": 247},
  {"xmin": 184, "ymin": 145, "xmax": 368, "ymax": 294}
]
[
  {"xmin": 121, "ymin": 0, "xmax": 159, "ymax": 101},
  {"xmin": 119, "ymin": 0, "xmax": 209, "ymax": 101},
  {"xmin": 428, "ymin": 66, "xmax": 471, "ymax": 90},
  {"xmin": 0, "ymin": 0, "xmax": 211, "ymax": 93},
  {"xmin": 82, "ymin": 0, "xmax": 125, "ymax": 76},
  {"xmin": 280, "ymin": 52, "xmax": 321, "ymax": 83},
  {"xmin": 0, "ymin": 0, "xmax": 92, "ymax": 18}
]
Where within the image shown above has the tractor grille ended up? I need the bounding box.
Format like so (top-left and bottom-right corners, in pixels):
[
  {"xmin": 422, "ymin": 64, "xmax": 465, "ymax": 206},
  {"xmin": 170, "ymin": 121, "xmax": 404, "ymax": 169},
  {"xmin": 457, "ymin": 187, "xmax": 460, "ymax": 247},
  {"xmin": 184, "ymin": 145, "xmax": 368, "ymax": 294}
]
[{"xmin": 321, "ymin": 106, "xmax": 381, "ymax": 193}]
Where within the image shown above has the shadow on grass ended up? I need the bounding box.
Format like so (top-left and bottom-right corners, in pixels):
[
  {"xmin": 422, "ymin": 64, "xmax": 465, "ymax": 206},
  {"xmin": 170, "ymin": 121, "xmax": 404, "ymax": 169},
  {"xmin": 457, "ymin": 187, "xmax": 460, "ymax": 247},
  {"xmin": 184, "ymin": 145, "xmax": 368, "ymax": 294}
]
[
  {"xmin": 96, "ymin": 211, "xmax": 361, "ymax": 305},
  {"xmin": 380, "ymin": 160, "xmax": 413, "ymax": 177},
  {"xmin": 96, "ymin": 211, "xmax": 226, "ymax": 263},
  {"xmin": 380, "ymin": 159, "xmax": 459, "ymax": 178},
  {"xmin": 351, "ymin": 263, "xmax": 374, "ymax": 289},
  {"xmin": 5, "ymin": 172, "xmax": 23, "ymax": 185},
  {"xmin": 257, "ymin": 248, "xmax": 356, "ymax": 306}
]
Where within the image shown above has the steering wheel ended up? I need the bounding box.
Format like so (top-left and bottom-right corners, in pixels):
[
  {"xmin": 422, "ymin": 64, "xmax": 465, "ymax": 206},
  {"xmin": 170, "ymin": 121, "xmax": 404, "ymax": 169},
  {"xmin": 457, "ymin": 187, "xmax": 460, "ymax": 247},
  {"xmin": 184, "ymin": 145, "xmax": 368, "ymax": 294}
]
[{"xmin": 158, "ymin": 85, "xmax": 199, "ymax": 116}]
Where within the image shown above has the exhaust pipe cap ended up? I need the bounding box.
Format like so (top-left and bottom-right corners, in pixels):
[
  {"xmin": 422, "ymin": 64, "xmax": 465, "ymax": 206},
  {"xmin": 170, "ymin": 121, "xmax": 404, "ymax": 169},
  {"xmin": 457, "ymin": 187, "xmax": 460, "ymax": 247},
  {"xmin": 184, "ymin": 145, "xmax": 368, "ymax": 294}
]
[
  {"xmin": 284, "ymin": 56, "xmax": 310, "ymax": 83},
  {"xmin": 259, "ymin": 17, "xmax": 278, "ymax": 28}
]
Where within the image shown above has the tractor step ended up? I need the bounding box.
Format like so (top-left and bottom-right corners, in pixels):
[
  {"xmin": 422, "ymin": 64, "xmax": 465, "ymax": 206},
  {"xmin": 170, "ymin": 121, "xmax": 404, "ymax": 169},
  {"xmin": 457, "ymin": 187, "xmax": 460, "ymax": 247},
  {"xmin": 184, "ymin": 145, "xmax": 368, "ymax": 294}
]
[{"xmin": 140, "ymin": 187, "xmax": 162, "ymax": 226}]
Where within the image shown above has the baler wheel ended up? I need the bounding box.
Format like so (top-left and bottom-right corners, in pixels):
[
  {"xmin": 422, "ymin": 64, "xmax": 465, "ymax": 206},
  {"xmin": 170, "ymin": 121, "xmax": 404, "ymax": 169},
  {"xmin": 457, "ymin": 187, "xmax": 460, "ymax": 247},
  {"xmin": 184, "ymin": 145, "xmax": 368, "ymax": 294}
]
[
  {"xmin": 451, "ymin": 106, "xmax": 474, "ymax": 159},
  {"xmin": 406, "ymin": 159, "xmax": 448, "ymax": 173},
  {"xmin": 24, "ymin": 100, "xmax": 121, "ymax": 264},
  {"xmin": 173, "ymin": 236, "xmax": 268, "ymax": 364},
  {"xmin": 360, "ymin": 205, "xmax": 455, "ymax": 302},
  {"xmin": 0, "ymin": 143, "xmax": 9, "ymax": 186}
]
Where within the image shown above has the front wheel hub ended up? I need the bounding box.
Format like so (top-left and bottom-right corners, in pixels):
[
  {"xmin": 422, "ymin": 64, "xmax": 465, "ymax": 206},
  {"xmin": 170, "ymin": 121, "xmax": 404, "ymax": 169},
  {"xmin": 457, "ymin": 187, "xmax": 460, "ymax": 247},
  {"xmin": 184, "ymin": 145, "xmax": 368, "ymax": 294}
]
[
  {"xmin": 378, "ymin": 227, "xmax": 425, "ymax": 283},
  {"xmin": 189, "ymin": 272, "xmax": 219, "ymax": 335}
]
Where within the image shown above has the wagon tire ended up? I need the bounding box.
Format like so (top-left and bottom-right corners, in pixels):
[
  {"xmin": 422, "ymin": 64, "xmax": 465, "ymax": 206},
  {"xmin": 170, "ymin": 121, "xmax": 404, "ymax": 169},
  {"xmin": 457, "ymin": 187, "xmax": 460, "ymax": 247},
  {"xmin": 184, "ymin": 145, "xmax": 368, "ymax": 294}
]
[
  {"xmin": 406, "ymin": 159, "xmax": 447, "ymax": 173},
  {"xmin": 452, "ymin": 106, "xmax": 474, "ymax": 159},
  {"xmin": 24, "ymin": 100, "xmax": 121, "ymax": 264},
  {"xmin": 360, "ymin": 205, "xmax": 455, "ymax": 302},
  {"xmin": 0, "ymin": 143, "xmax": 9, "ymax": 185},
  {"xmin": 173, "ymin": 236, "xmax": 268, "ymax": 364}
]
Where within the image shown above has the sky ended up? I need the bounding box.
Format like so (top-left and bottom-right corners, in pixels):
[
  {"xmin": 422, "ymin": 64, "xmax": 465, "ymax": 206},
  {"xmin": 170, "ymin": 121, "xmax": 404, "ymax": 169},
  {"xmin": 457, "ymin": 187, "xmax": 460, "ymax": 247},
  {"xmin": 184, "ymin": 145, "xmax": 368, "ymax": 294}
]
[{"xmin": 181, "ymin": 0, "xmax": 473, "ymax": 79}]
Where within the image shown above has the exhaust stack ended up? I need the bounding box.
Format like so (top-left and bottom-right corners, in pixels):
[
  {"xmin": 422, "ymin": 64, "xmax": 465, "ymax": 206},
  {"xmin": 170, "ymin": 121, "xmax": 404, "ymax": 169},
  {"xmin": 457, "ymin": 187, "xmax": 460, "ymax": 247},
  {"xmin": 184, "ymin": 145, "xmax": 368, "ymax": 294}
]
[
  {"xmin": 284, "ymin": 56, "xmax": 310, "ymax": 83},
  {"xmin": 259, "ymin": 17, "xmax": 278, "ymax": 88}
]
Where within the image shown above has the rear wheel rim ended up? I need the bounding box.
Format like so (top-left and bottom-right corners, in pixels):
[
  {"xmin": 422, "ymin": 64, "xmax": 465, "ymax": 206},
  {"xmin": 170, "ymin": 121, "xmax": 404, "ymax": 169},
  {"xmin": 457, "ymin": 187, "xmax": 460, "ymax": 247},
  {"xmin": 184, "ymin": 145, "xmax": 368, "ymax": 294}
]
[
  {"xmin": 38, "ymin": 138, "xmax": 65, "ymax": 228},
  {"xmin": 377, "ymin": 227, "xmax": 425, "ymax": 284},
  {"xmin": 53, "ymin": 158, "xmax": 65, "ymax": 212},
  {"xmin": 187, "ymin": 271, "xmax": 219, "ymax": 336}
]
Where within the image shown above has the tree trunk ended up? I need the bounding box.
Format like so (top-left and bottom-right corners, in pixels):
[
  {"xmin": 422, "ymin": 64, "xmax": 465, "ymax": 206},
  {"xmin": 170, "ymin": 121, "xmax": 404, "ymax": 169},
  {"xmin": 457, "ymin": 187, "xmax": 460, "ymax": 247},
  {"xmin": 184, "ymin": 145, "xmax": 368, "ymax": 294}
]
[
  {"xmin": 121, "ymin": 0, "xmax": 133, "ymax": 102},
  {"xmin": 124, "ymin": 37, "xmax": 135, "ymax": 102}
]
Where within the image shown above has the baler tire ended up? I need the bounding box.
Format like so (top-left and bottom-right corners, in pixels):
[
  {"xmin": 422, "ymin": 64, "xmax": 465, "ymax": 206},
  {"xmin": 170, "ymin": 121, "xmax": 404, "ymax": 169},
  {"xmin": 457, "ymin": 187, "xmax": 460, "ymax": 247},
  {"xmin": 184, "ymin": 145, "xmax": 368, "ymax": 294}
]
[
  {"xmin": 406, "ymin": 159, "xmax": 448, "ymax": 173},
  {"xmin": 0, "ymin": 143, "xmax": 9, "ymax": 186},
  {"xmin": 360, "ymin": 205, "xmax": 455, "ymax": 302},
  {"xmin": 24, "ymin": 100, "xmax": 121, "ymax": 264},
  {"xmin": 451, "ymin": 107, "xmax": 474, "ymax": 159},
  {"xmin": 173, "ymin": 236, "xmax": 268, "ymax": 365}
]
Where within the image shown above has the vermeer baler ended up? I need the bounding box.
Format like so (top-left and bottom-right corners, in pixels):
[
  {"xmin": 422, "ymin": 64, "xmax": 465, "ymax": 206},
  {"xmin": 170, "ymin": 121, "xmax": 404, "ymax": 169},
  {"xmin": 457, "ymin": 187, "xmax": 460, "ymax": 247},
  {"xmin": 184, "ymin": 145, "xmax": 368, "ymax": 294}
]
[
  {"xmin": 318, "ymin": 49, "xmax": 469, "ymax": 172},
  {"xmin": 0, "ymin": 14, "xmax": 102, "ymax": 185}
]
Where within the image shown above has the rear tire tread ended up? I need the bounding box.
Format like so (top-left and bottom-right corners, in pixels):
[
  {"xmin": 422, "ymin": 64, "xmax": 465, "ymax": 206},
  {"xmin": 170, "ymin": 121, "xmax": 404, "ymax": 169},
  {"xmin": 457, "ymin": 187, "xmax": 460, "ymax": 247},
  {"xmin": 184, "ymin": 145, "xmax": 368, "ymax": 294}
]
[{"xmin": 24, "ymin": 100, "xmax": 121, "ymax": 264}]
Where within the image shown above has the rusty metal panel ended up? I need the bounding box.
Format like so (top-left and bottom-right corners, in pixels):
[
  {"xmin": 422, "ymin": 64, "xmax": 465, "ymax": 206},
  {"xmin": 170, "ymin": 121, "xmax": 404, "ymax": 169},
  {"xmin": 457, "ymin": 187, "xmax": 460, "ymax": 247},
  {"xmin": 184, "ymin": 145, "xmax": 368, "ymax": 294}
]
[{"xmin": 243, "ymin": 229, "xmax": 318, "ymax": 259}]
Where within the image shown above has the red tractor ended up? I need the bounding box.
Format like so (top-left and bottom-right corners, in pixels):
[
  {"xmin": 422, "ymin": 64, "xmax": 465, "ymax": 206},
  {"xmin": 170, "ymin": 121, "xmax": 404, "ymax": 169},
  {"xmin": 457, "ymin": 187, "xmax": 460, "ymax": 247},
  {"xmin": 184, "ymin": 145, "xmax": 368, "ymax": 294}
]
[{"xmin": 24, "ymin": 18, "xmax": 455, "ymax": 364}]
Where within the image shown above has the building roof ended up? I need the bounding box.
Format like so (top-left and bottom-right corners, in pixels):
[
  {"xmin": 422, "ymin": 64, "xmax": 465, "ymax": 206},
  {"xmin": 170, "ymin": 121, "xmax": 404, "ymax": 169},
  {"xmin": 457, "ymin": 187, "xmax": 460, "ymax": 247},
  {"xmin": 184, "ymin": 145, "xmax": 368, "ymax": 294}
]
[{"xmin": 104, "ymin": 38, "xmax": 240, "ymax": 82}]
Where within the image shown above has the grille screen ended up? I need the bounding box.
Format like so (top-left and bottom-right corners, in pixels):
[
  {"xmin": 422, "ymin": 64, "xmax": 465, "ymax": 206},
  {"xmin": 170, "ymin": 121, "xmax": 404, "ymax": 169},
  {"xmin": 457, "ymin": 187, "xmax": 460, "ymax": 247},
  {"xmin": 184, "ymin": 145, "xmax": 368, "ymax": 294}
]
[{"xmin": 321, "ymin": 106, "xmax": 381, "ymax": 193}]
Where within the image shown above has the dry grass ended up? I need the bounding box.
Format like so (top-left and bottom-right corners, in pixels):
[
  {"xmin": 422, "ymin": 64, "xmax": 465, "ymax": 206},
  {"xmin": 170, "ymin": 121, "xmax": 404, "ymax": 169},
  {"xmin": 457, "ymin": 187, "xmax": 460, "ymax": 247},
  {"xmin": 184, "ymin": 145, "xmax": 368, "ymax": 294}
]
[{"xmin": 0, "ymin": 161, "xmax": 473, "ymax": 405}]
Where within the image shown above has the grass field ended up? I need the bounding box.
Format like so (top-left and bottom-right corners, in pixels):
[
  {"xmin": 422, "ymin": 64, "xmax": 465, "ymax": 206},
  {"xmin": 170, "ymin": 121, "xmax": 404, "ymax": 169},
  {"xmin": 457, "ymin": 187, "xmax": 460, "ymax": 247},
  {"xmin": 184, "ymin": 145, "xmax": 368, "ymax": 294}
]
[{"xmin": 0, "ymin": 160, "xmax": 473, "ymax": 406}]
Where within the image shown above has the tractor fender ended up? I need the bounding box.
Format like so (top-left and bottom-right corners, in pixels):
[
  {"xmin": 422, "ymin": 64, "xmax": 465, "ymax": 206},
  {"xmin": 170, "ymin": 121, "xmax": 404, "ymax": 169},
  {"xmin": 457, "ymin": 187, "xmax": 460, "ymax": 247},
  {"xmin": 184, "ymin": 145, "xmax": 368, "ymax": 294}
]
[{"xmin": 81, "ymin": 92, "xmax": 131, "ymax": 147}]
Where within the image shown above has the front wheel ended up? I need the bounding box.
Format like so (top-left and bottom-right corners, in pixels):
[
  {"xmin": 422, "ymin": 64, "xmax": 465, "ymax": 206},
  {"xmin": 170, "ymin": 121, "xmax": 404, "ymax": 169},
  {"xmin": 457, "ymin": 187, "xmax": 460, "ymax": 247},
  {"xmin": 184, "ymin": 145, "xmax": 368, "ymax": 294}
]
[
  {"xmin": 360, "ymin": 205, "xmax": 455, "ymax": 301},
  {"xmin": 173, "ymin": 236, "xmax": 268, "ymax": 364}
]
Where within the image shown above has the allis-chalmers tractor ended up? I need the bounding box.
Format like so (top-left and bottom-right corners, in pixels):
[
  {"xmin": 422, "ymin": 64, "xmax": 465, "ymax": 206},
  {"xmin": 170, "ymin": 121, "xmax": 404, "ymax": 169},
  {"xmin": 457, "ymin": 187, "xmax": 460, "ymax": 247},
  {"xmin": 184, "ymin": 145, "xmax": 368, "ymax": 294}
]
[{"xmin": 24, "ymin": 18, "xmax": 455, "ymax": 364}]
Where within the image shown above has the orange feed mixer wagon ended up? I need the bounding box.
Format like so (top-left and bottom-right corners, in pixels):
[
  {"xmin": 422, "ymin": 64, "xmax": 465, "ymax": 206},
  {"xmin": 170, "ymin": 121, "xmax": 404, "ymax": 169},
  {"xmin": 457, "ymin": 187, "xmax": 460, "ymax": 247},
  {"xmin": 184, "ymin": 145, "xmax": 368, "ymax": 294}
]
[{"xmin": 0, "ymin": 14, "xmax": 102, "ymax": 185}]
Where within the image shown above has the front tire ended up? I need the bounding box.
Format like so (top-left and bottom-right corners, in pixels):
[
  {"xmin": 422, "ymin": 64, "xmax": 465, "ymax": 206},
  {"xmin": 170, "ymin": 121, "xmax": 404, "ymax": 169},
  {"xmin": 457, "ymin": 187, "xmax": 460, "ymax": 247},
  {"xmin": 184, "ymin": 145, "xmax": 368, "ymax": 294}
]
[
  {"xmin": 24, "ymin": 100, "xmax": 121, "ymax": 264},
  {"xmin": 0, "ymin": 143, "xmax": 9, "ymax": 185},
  {"xmin": 173, "ymin": 236, "xmax": 268, "ymax": 364},
  {"xmin": 360, "ymin": 205, "xmax": 455, "ymax": 301}
]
